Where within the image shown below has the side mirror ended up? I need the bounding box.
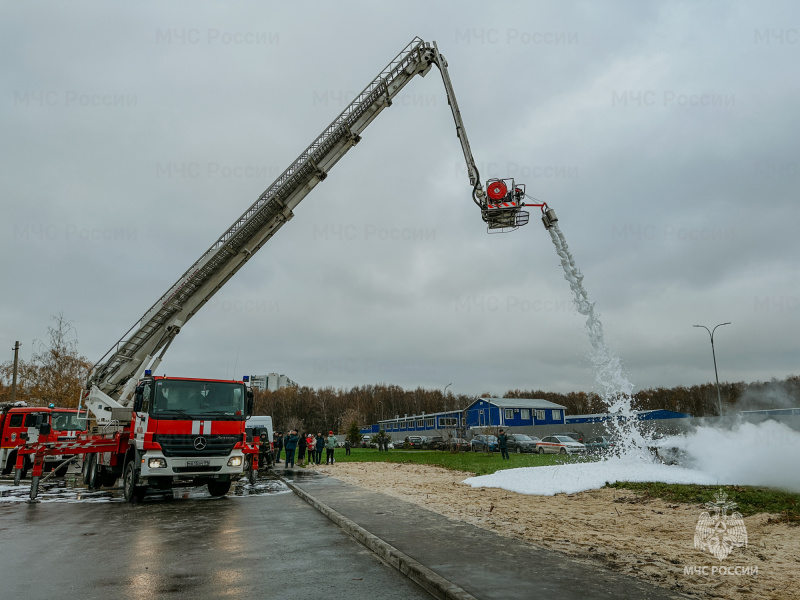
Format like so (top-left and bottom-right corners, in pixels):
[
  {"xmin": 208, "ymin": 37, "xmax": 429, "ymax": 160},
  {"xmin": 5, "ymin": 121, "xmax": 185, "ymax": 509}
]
[
  {"xmin": 246, "ymin": 389, "xmax": 254, "ymax": 417},
  {"xmin": 133, "ymin": 385, "xmax": 144, "ymax": 413},
  {"xmin": 39, "ymin": 423, "xmax": 51, "ymax": 436}
]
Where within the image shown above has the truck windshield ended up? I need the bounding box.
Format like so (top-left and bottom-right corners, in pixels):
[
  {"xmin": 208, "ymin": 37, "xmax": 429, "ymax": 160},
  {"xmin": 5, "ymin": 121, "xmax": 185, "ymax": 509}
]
[
  {"xmin": 152, "ymin": 380, "xmax": 246, "ymax": 420},
  {"xmin": 52, "ymin": 411, "xmax": 90, "ymax": 431}
]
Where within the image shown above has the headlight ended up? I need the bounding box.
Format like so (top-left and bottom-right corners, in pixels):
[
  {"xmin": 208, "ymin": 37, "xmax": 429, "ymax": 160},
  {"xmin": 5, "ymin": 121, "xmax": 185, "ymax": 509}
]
[
  {"xmin": 227, "ymin": 456, "xmax": 243, "ymax": 467},
  {"xmin": 148, "ymin": 458, "xmax": 167, "ymax": 469}
]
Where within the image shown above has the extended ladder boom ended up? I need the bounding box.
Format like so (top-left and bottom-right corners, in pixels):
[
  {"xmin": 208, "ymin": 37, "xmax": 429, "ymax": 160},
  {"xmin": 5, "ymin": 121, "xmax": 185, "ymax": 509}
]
[{"xmin": 87, "ymin": 37, "xmax": 512, "ymax": 417}]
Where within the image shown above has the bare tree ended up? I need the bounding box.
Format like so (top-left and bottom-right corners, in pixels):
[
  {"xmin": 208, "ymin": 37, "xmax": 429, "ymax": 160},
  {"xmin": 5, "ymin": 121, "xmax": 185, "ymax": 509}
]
[{"xmin": 0, "ymin": 314, "xmax": 91, "ymax": 407}]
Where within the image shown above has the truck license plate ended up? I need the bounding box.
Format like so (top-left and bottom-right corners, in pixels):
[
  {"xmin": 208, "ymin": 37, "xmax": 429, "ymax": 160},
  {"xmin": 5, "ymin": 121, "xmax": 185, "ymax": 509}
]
[{"xmin": 186, "ymin": 460, "xmax": 210, "ymax": 467}]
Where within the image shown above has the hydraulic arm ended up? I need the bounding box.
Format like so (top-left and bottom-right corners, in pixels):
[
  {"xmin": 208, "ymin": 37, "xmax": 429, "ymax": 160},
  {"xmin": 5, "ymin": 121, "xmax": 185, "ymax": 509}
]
[{"xmin": 85, "ymin": 37, "xmax": 549, "ymax": 421}]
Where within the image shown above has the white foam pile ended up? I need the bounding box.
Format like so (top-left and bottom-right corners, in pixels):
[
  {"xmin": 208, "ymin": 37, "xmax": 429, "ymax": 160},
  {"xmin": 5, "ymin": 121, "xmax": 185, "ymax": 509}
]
[
  {"xmin": 464, "ymin": 419, "xmax": 800, "ymax": 495},
  {"xmin": 463, "ymin": 458, "xmax": 723, "ymax": 496}
]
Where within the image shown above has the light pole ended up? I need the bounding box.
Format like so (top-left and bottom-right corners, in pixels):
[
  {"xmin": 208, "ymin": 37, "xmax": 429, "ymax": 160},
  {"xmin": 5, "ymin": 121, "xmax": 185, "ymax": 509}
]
[
  {"xmin": 443, "ymin": 383, "xmax": 452, "ymax": 411},
  {"xmin": 693, "ymin": 322, "xmax": 731, "ymax": 416}
]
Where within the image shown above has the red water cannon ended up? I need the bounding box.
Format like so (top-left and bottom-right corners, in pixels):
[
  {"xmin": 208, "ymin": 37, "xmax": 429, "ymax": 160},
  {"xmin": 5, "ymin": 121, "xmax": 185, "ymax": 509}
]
[{"xmin": 481, "ymin": 178, "xmax": 557, "ymax": 231}]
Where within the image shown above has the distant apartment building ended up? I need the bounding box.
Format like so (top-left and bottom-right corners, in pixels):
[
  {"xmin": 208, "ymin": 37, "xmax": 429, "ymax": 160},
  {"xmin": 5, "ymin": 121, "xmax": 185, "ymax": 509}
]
[{"xmin": 250, "ymin": 373, "xmax": 298, "ymax": 392}]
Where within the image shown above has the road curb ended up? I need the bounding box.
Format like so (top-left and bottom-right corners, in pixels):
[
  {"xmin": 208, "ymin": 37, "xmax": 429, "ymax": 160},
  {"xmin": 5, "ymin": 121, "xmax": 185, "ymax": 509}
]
[{"xmin": 280, "ymin": 475, "xmax": 479, "ymax": 600}]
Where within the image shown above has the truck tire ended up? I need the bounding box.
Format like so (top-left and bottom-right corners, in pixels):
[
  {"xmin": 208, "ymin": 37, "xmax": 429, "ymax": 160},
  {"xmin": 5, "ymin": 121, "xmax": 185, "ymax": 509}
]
[
  {"xmin": 207, "ymin": 480, "xmax": 231, "ymax": 497},
  {"xmin": 82, "ymin": 454, "xmax": 95, "ymax": 486},
  {"xmin": 123, "ymin": 461, "xmax": 146, "ymax": 503},
  {"xmin": 2, "ymin": 452, "xmax": 14, "ymax": 475},
  {"xmin": 87, "ymin": 457, "xmax": 100, "ymax": 489},
  {"xmin": 102, "ymin": 470, "xmax": 118, "ymax": 487}
]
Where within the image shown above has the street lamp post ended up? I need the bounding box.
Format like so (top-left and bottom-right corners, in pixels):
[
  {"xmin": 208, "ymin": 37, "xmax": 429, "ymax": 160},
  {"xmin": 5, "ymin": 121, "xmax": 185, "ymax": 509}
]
[
  {"xmin": 443, "ymin": 383, "xmax": 452, "ymax": 411},
  {"xmin": 693, "ymin": 322, "xmax": 731, "ymax": 416}
]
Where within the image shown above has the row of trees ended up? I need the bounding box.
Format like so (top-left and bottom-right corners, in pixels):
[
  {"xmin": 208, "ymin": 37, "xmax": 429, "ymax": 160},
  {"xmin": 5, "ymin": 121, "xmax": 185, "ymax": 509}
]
[
  {"xmin": 3, "ymin": 315, "xmax": 798, "ymax": 431},
  {"xmin": 504, "ymin": 376, "xmax": 800, "ymax": 419},
  {"xmin": 257, "ymin": 376, "xmax": 800, "ymax": 434}
]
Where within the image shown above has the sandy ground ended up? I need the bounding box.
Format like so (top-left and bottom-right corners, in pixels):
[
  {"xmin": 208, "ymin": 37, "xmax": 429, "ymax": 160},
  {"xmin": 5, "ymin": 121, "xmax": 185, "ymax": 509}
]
[{"xmin": 313, "ymin": 462, "xmax": 798, "ymax": 600}]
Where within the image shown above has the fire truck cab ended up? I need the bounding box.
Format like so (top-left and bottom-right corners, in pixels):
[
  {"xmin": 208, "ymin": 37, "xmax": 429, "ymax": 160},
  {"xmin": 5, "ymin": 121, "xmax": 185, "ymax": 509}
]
[{"xmin": 1, "ymin": 405, "xmax": 89, "ymax": 478}]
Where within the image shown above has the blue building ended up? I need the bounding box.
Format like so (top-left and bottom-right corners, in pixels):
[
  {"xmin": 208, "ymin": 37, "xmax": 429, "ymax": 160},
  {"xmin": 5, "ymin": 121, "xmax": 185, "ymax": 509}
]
[
  {"xmin": 464, "ymin": 398, "xmax": 567, "ymax": 429},
  {"xmin": 371, "ymin": 409, "xmax": 465, "ymax": 437},
  {"xmin": 357, "ymin": 402, "xmax": 699, "ymax": 441}
]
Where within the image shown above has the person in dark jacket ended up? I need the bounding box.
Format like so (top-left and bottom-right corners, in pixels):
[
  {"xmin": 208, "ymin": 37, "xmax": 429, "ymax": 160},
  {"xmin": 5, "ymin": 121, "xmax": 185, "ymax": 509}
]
[
  {"xmin": 314, "ymin": 432, "xmax": 324, "ymax": 464},
  {"xmin": 344, "ymin": 439, "xmax": 351, "ymax": 456},
  {"xmin": 297, "ymin": 431, "xmax": 307, "ymax": 466},
  {"xmin": 274, "ymin": 432, "xmax": 283, "ymax": 464},
  {"xmin": 498, "ymin": 429, "xmax": 509, "ymax": 460},
  {"xmin": 284, "ymin": 430, "xmax": 299, "ymax": 469}
]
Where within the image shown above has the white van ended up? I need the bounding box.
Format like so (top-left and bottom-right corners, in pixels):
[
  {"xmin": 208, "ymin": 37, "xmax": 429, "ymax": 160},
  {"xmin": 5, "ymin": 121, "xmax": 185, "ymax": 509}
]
[{"xmin": 245, "ymin": 415, "xmax": 273, "ymax": 442}]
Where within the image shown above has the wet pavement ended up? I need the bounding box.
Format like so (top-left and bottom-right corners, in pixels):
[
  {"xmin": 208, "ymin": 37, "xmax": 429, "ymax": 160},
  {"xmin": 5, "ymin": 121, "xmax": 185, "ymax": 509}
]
[
  {"xmin": 290, "ymin": 472, "xmax": 688, "ymax": 600},
  {"xmin": 0, "ymin": 474, "xmax": 433, "ymax": 600}
]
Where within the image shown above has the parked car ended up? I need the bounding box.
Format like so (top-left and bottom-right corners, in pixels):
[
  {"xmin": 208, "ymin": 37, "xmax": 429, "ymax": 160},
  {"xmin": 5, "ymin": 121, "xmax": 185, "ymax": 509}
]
[
  {"xmin": 584, "ymin": 436, "xmax": 617, "ymax": 454},
  {"xmin": 422, "ymin": 436, "xmax": 445, "ymax": 450},
  {"xmin": 535, "ymin": 435, "xmax": 586, "ymax": 455},
  {"xmin": 506, "ymin": 433, "xmax": 540, "ymax": 453},
  {"xmin": 360, "ymin": 435, "xmax": 372, "ymax": 448},
  {"xmin": 407, "ymin": 436, "xmax": 427, "ymax": 449},
  {"xmin": 442, "ymin": 437, "xmax": 471, "ymax": 452},
  {"xmin": 556, "ymin": 431, "xmax": 587, "ymax": 444},
  {"xmin": 471, "ymin": 435, "xmax": 498, "ymax": 452}
]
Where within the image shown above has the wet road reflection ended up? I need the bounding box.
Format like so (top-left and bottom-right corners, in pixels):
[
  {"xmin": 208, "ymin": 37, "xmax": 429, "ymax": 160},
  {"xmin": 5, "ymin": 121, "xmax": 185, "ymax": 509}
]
[
  {"xmin": 0, "ymin": 474, "xmax": 290, "ymax": 504},
  {"xmin": 0, "ymin": 472, "xmax": 432, "ymax": 600}
]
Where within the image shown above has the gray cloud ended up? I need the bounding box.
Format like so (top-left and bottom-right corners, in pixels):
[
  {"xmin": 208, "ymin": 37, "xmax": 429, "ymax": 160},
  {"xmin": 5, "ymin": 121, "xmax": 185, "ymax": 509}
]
[{"xmin": 2, "ymin": 1, "xmax": 798, "ymax": 398}]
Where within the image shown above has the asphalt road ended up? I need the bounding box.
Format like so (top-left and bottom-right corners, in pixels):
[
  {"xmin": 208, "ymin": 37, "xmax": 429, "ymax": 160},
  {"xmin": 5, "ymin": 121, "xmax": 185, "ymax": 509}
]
[{"xmin": 0, "ymin": 476, "xmax": 432, "ymax": 600}]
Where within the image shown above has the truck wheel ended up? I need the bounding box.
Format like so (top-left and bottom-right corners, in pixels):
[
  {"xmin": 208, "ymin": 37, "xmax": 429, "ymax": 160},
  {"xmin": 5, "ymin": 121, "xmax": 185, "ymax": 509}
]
[
  {"xmin": 88, "ymin": 457, "xmax": 101, "ymax": 490},
  {"xmin": 102, "ymin": 470, "xmax": 118, "ymax": 487},
  {"xmin": 82, "ymin": 454, "xmax": 95, "ymax": 486},
  {"xmin": 2, "ymin": 453, "xmax": 13, "ymax": 475},
  {"xmin": 207, "ymin": 480, "xmax": 231, "ymax": 497},
  {"xmin": 123, "ymin": 461, "xmax": 146, "ymax": 503}
]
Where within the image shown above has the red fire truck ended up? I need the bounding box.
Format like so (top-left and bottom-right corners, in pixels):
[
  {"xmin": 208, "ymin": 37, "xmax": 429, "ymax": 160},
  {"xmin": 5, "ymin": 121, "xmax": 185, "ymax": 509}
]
[
  {"xmin": 14, "ymin": 376, "xmax": 259, "ymax": 502},
  {"xmin": 1, "ymin": 404, "xmax": 88, "ymax": 479}
]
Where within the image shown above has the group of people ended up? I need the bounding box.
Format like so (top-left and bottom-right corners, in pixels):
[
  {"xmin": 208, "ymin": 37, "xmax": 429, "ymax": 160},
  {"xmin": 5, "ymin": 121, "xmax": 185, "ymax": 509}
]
[{"xmin": 273, "ymin": 430, "xmax": 338, "ymax": 468}]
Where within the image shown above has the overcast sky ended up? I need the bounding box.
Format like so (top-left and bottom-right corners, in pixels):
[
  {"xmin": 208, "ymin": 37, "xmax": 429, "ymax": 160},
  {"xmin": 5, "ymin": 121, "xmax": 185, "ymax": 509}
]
[{"xmin": 2, "ymin": 1, "xmax": 798, "ymax": 398}]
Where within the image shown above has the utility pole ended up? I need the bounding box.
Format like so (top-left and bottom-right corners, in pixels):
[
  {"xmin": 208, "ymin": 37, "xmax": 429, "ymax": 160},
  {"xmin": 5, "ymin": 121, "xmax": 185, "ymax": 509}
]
[{"xmin": 10, "ymin": 341, "xmax": 20, "ymax": 403}]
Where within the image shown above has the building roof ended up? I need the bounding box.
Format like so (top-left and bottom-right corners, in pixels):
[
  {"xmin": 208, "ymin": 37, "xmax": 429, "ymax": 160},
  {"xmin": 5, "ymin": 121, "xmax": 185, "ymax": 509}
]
[
  {"xmin": 377, "ymin": 409, "xmax": 462, "ymax": 424},
  {"xmin": 466, "ymin": 398, "xmax": 567, "ymax": 410},
  {"xmin": 566, "ymin": 409, "xmax": 692, "ymax": 423}
]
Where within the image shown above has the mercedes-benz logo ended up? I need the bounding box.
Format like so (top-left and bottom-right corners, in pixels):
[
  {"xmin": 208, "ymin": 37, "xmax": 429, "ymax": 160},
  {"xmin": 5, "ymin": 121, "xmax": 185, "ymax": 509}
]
[{"xmin": 193, "ymin": 436, "xmax": 207, "ymax": 450}]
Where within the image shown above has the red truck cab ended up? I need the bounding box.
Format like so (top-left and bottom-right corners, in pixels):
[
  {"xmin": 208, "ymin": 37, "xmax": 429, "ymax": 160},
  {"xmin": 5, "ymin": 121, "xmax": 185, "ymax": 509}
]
[{"xmin": 1, "ymin": 405, "xmax": 52, "ymax": 476}]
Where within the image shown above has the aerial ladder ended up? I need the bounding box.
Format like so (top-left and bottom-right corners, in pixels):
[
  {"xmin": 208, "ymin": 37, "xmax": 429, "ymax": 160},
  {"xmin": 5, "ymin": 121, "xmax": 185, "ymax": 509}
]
[{"xmin": 80, "ymin": 36, "xmax": 558, "ymax": 424}]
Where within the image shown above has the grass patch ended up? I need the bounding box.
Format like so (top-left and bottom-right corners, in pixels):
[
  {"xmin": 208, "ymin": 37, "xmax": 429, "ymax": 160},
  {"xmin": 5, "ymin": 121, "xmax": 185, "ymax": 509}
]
[
  {"xmin": 328, "ymin": 448, "xmax": 595, "ymax": 476},
  {"xmin": 605, "ymin": 482, "xmax": 800, "ymax": 524}
]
